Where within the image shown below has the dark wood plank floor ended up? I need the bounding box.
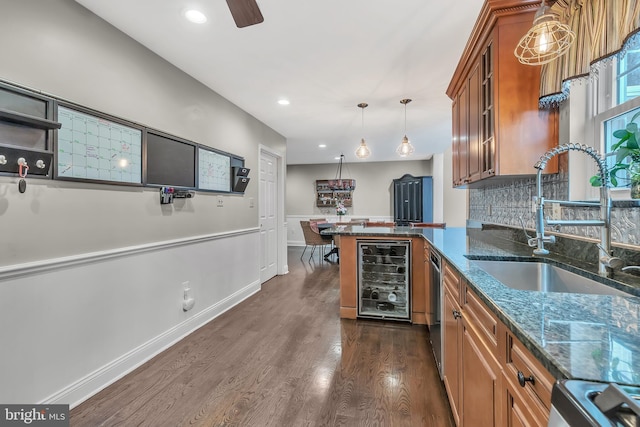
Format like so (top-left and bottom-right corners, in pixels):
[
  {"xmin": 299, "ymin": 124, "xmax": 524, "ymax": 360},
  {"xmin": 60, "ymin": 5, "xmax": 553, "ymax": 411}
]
[{"xmin": 71, "ymin": 247, "xmax": 454, "ymax": 427}]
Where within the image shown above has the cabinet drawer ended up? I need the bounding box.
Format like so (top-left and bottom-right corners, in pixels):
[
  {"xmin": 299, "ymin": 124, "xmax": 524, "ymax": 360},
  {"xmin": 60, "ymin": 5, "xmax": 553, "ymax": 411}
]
[
  {"xmin": 443, "ymin": 262, "xmax": 460, "ymax": 303},
  {"xmin": 503, "ymin": 371, "xmax": 550, "ymax": 427},
  {"xmin": 505, "ymin": 332, "xmax": 555, "ymax": 411},
  {"xmin": 463, "ymin": 285, "xmax": 498, "ymax": 353}
]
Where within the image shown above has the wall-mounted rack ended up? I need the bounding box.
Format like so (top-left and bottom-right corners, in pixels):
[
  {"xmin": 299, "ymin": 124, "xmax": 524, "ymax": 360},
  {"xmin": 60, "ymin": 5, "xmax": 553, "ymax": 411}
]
[{"xmin": 0, "ymin": 108, "xmax": 61, "ymax": 130}]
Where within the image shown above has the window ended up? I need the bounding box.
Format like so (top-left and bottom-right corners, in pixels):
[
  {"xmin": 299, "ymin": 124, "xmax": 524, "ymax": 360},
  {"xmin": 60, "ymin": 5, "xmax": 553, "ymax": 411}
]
[
  {"xmin": 591, "ymin": 34, "xmax": 640, "ymax": 193},
  {"xmin": 601, "ymin": 105, "xmax": 640, "ymax": 185},
  {"xmin": 617, "ymin": 35, "xmax": 640, "ymax": 105}
]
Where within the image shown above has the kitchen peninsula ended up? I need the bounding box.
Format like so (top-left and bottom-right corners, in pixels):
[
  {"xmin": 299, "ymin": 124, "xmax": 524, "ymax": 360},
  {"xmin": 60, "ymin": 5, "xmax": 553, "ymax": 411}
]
[{"xmin": 326, "ymin": 224, "xmax": 640, "ymax": 425}]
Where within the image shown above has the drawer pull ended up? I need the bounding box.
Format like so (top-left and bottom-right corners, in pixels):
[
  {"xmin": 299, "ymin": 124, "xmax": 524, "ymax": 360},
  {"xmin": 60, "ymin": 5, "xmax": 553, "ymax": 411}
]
[
  {"xmin": 517, "ymin": 371, "xmax": 535, "ymax": 387},
  {"xmin": 453, "ymin": 309, "xmax": 462, "ymax": 319}
]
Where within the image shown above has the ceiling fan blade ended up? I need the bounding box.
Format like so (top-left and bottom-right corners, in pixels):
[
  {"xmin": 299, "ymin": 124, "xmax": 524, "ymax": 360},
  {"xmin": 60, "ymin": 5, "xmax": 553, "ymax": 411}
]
[{"xmin": 226, "ymin": 0, "xmax": 264, "ymax": 28}]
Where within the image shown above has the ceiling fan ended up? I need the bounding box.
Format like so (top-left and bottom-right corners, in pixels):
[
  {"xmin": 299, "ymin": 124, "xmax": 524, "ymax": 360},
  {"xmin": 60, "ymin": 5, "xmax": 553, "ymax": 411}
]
[{"xmin": 226, "ymin": 0, "xmax": 264, "ymax": 28}]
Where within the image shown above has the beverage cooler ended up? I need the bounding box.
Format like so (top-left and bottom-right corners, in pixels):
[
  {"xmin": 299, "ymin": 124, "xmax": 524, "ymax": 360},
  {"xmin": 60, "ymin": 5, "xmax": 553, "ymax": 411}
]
[{"xmin": 357, "ymin": 240, "xmax": 411, "ymax": 321}]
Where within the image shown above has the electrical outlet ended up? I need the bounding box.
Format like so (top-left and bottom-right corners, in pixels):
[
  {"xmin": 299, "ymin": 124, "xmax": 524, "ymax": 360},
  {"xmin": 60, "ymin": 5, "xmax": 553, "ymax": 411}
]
[
  {"xmin": 217, "ymin": 197, "xmax": 224, "ymax": 207},
  {"xmin": 551, "ymin": 202, "xmax": 561, "ymax": 220},
  {"xmin": 182, "ymin": 281, "xmax": 195, "ymax": 311},
  {"xmin": 486, "ymin": 204, "xmax": 492, "ymax": 216}
]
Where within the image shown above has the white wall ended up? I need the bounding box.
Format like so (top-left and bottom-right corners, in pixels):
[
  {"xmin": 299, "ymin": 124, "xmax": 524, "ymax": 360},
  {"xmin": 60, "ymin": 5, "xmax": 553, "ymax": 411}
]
[
  {"xmin": 286, "ymin": 160, "xmax": 432, "ymax": 244},
  {"xmin": 441, "ymin": 145, "xmax": 467, "ymax": 227},
  {"xmin": 0, "ymin": 0, "xmax": 285, "ymax": 406},
  {"xmin": 287, "ymin": 160, "xmax": 432, "ymax": 216},
  {"xmin": 0, "ymin": 232, "xmax": 260, "ymax": 406}
]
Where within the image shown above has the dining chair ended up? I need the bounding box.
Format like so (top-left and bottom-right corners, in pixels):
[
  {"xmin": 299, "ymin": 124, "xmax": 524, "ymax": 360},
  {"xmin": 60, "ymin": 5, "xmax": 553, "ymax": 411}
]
[
  {"xmin": 409, "ymin": 222, "xmax": 447, "ymax": 228},
  {"xmin": 300, "ymin": 220, "xmax": 331, "ymax": 261}
]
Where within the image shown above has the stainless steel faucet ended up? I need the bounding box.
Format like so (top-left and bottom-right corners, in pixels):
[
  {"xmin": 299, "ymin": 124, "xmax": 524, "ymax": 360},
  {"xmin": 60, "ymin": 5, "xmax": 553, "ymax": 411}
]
[{"xmin": 531, "ymin": 143, "xmax": 621, "ymax": 277}]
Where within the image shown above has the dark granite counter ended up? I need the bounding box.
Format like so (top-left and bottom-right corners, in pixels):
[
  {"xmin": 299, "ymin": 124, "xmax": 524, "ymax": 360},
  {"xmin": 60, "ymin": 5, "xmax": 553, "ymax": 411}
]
[{"xmin": 325, "ymin": 225, "xmax": 640, "ymax": 386}]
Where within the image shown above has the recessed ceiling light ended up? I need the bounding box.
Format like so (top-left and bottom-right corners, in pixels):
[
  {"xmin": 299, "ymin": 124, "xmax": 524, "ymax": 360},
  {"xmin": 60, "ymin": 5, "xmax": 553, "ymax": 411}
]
[
  {"xmin": 277, "ymin": 99, "xmax": 290, "ymax": 106},
  {"xmin": 318, "ymin": 144, "xmax": 327, "ymax": 148},
  {"xmin": 184, "ymin": 9, "xmax": 207, "ymax": 24}
]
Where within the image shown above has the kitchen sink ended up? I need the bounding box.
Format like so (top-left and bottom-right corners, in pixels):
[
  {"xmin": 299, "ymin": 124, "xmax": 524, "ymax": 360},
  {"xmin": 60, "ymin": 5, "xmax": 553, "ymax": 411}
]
[{"xmin": 469, "ymin": 260, "xmax": 628, "ymax": 296}]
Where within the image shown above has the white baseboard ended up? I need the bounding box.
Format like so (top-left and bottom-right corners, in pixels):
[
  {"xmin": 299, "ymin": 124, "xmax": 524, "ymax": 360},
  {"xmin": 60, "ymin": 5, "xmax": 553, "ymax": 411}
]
[{"xmin": 46, "ymin": 280, "xmax": 261, "ymax": 409}]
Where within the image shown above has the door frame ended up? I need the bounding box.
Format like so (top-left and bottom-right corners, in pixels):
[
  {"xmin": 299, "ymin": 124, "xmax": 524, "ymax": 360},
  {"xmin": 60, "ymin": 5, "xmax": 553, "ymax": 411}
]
[{"xmin": 258, "ymin": 145, "xmax": 288, "ymax": 277}]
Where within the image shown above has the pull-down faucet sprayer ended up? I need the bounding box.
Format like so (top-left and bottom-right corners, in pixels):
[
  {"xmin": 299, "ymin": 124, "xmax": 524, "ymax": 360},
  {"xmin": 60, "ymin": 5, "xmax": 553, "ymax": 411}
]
[{"xmin": 531, "ymin": 143, "xmax": 620, "ymax": 277}]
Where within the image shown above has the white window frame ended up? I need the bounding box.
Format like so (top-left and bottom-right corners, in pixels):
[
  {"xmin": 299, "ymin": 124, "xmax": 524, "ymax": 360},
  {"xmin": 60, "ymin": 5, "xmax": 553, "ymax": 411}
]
[{"xmin": 589, "ymin": 51, "xmax": 640, "ymax": 199}]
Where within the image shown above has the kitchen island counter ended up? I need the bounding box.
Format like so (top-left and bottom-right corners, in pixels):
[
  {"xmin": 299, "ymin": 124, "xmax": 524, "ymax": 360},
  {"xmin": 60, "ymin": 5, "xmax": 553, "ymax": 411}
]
[{"xmin": 325, "ymin": 225, "xmax": 640, "ymax": 386}]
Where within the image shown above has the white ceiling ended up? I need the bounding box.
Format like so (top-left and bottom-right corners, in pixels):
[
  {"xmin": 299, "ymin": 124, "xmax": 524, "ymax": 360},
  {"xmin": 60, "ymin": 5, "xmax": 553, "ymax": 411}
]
[{"xmin": 74, "ymin": 0, "xmax": 485, "ymax": 165}]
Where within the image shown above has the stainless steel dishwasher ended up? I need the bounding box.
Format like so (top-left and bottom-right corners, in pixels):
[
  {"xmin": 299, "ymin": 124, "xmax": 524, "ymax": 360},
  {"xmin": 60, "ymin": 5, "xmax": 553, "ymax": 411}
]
[{"xmin": 429, "ymin": 250, "xmax": 443, "ymax": 379}]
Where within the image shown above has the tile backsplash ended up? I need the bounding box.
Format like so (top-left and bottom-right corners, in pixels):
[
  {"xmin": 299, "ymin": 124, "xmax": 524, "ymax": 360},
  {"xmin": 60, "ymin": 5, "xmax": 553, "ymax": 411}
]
[{"xmin": 468, "ymin": 172, "xmax": 640, "ymax": 248}]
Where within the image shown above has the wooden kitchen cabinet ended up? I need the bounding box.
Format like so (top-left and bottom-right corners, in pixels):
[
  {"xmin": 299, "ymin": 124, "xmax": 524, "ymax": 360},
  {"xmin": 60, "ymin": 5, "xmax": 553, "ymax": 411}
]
[
  {"xmin": 338, "ymin": 235, "xmax": 427, "ymax": 324},
  {"xmin": 447, "ymin": 0, "xmax": 558, "ymax": 188},
  {"xmin": 440, "ymin": 259, "xmax": 555, "ymax": 427},
  {"xmin": 442, "ymin": 261, "xmax": 462, "ymax": 426},
  {"xmin": 502, "ymin": 329, "xmax": 555, "ymax": 427},
  {"xmin": 461, "ymin": 323, "xmax": 502, "ymax": 426},
  {"xmin": 461, "ymin": 284, "xmax": 503, "ymax": 426},
  {"xmin": 504, "ymin": 375, "xmax": 549, "ymax": 427}
]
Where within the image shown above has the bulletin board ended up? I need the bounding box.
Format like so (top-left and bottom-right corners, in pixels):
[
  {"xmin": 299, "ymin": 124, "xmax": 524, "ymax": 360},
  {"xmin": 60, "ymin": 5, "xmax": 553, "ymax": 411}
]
[
  {"xmin": 56, "ymin": 105, "xmax": 143, "ymax": 184},
  {"xmin": 197, "ymin": 147, "xmax": 231, "ymax": 192}
]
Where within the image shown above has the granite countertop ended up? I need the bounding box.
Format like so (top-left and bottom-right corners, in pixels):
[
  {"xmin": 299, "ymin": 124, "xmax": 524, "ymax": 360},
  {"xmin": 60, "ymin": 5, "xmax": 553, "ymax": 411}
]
[{"xmin": 326, "ymin": 225, "xmax": 640, "ymax": 386}]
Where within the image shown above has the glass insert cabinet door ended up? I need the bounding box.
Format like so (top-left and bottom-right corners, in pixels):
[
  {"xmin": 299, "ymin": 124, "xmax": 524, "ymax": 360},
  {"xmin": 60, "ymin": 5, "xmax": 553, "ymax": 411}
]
[{"xmin": 357, "ymin": 240, "xmax": 411, "ymax": 321}]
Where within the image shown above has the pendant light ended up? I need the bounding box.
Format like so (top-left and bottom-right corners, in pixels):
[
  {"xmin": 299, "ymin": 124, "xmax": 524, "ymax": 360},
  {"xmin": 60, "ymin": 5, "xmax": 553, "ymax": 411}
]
[
  {"xmin": 355, "ymin": 102, "xmax": 371, "ymax": 159},
  {"xmin": 514, "ymin": 0, "xmax": 575, "ymax": 65},
  {"xmin": 396, "ymin": 99, "xmax": 414, "ymax": 157}
]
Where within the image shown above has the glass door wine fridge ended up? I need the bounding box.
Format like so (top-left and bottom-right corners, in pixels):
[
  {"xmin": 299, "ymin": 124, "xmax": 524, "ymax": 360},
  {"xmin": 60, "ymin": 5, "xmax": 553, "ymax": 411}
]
[{"xmin": 357, "ymin": 240, "xmax": 411, "ymax": 321}]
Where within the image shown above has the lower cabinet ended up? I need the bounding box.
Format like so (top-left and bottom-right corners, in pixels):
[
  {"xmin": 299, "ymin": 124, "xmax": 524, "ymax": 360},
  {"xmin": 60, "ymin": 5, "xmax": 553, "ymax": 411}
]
[
  {"xmin": 502, "ymin": 329, "xmax": 555, "ymax": 427},
  {"xmin": 443, "ymin": 283, "xmax": 461, "ymax": 426},
  {"xmin": 441, "ymin": 260, "xmax": 553, "ymax": 427},
  {"xmin": 461, "ymin": 307, "xmax": 502, "ymax": 426},
  {"xmin": 504, "ymin": 375, "xmax": 548, "ymax": 427}
]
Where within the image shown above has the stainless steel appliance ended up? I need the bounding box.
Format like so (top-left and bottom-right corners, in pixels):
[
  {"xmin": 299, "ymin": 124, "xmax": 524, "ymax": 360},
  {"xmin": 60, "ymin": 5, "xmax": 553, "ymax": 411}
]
[
  {"xmin": 548, "ymin": 380, "xmax": 640, "ymax": 426},
  {"xmin": 357, "ymin": 240, "xmax": 411, "ymax": 321},
  {"xmin": 429, "ymin": 250, "xmax": 443, "ymax": 379}
]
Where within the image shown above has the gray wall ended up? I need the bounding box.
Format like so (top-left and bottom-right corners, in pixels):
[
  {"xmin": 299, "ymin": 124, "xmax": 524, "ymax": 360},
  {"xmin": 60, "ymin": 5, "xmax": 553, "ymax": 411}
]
[
  {"xmin": 287, "ymin": 160, "xmax": 432, "ymax": 218},
  {"xmin": 0, "ymin": 0, "xmax": 285, "ymax": 266}
]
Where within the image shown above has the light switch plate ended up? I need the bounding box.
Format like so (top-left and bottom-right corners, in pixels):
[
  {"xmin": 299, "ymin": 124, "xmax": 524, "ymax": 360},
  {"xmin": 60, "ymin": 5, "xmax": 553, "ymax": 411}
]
[
  {"xmin": 217, "ymin": 197, "xmax": 224, "ymax": 207},
  {"xmin": 551, "ymin": 202, "xmax": 561, "ymax": 220}
]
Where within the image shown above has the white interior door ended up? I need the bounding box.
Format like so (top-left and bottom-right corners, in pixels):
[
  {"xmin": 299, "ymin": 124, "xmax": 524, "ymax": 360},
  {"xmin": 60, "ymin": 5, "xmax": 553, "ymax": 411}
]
[{"xmin": 259, "ymin": 150, "xmax": 278, "ymax": 283}]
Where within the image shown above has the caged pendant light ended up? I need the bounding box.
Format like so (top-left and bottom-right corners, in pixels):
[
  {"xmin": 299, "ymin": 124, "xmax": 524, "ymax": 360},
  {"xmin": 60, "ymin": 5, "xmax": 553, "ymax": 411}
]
[
  {"xmin": 355, "ymin": 102, "xmax": 371, "ymax": 159},
  {"xmin": 514, "ymin": 0, "xmax": 575, "ymax": 65},
  {"xmin": 396, "ymin": 99, "xmax": 414, "ymax": 157}
]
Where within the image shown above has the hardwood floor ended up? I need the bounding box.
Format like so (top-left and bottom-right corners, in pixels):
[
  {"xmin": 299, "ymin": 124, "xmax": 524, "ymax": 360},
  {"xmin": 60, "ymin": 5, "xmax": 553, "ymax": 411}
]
[{"xmin": 71, "ymin": 247, "xmax": 454, "ymax": 427}]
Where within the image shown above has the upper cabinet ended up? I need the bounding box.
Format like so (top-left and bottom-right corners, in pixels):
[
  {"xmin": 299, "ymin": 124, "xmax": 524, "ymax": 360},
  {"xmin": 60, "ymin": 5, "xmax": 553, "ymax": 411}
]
[{"xmin": 447, "ymin": 0, "xmax": 558, "ymax": 188}]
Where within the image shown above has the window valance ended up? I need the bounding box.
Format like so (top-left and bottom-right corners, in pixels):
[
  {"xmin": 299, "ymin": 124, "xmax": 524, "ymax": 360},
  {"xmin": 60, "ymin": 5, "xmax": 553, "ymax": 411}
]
[{"xmin": 539, "ymin": 0, "xmax": 640, "ymax": 107}]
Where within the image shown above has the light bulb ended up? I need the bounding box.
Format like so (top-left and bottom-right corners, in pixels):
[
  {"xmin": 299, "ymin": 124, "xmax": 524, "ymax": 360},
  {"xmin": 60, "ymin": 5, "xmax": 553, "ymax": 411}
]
[
  {"xmin": 355, "ymin": 138, "xmax": 370, "ymax": 159},
  {"xmin": 396, "ymin": 136, "xmax": 414, "ymax": 157},
  {"xmin": 534, "ymin": 25, "xmax": 551, "ymax": 54}
]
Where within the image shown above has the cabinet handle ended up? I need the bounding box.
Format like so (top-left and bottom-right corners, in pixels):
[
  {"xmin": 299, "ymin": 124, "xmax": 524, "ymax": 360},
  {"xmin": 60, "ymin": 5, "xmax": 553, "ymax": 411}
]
[
  {"xmin": 517, "ymin": 371, "xmax": 535, "ymax": 387},
  {"xmin": 452, "ymin": 309, "xmax": 462, "ymax": 319}
]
